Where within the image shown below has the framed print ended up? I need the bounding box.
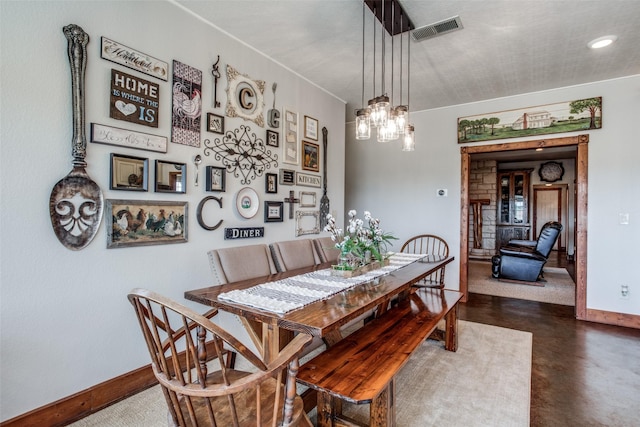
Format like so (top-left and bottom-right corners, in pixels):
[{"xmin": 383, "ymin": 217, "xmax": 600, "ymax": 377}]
[
  {"xmin": 266, "ymin": 129, "xmax": 279, "ymax": 147},
  {"xmin": 304, "ymin": 115, "xmax": 318, "ymax": 141},
  {"xmin": 302, "ymin": 140, "xmax": 320, "ymax": 172},
  {"xmin": 295, "ymin": 210, "xmax": 320, "ymax": 236},
  {"xmin": 110, "ymin": 153, "xmax": 148, "ymax": 191},
  {"xmin": 299, "ymin": 191, "xmax": 316, "ymax": 208},
  {"xmin": 457, "ymin": 96, "xmax": 602, "ymax": 144},
  {"xmin": 110, "ymin": 69, "xmax": 160, "ymax": 128},
  {"xmin": 172, "ymin": 60, "xmax": 202, "ymax": 147},
  {"xmin": 106, "ymin": 199, "xmax": 187, "ymax": 248},
  {"xmin": 205, "ymin": 166, "xmax": 226, "ymax": 192},
  {"xmin": 279, "ymin": 169, "xmax": 295, "ymax": 186},
  {"xmin": 91, "ymin": 123, "xmax": 167, "ymax": 153},
  {"xmin": 155, "ymin": 160, "xmax": 186, "ymax": 193},
  {"xmin": 265, "ymin": 173, "xmax": 278, "ymax": 193},
  {"xmin": 264, "ymin": 201, "xmax": 284, "ymax": 223},
  {"xmin": 207, "ymin": 113, "xmax": 224, "ymax": 134},
  {"xmin": 283, "ymin": 108, "xmax": 299, "ymax": 165}
]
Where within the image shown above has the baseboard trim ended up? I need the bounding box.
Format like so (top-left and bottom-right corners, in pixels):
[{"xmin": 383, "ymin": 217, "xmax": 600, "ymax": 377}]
[
  {"xmin": 585, "ymin": 308, "xmax": 640, "ymax": 329},
  {"xmin": 0, "ymin": 365, "xmax": 156, "ymax": 427}
]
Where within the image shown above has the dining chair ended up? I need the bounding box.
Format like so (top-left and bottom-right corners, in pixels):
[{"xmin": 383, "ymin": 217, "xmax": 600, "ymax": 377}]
[
  {"xmin": 312, "ymin": 236, "xmax": 341, "ymax": 264},
  {"xmin": 400, "ymin": 234, "xmax": 449, "ymax": 288},
  {"xmin": 269, "ymin": 239, "xmax": 321, "ymax": 273},
  {"xmin": 208, "ymin": 244, "xmax": 277, "ymax": 284},
  {"xmin": 128, "ymin": 288, "xmax": 312, "ymax": 427}
]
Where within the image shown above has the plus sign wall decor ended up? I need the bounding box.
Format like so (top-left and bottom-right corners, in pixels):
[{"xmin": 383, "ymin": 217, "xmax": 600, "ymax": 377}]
[{"xmin": 203, "ymin": 124, "xmax": 278, "ymax": 185}]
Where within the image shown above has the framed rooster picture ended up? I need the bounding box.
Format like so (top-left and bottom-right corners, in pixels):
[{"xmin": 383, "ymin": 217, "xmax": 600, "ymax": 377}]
[
  {"xmin": 106, "ymin": 199, "xmax": 188, "ymax": 248},
  {"xmin": 171, "ymin": 60, "xmax": 202, "ymax": 148}
]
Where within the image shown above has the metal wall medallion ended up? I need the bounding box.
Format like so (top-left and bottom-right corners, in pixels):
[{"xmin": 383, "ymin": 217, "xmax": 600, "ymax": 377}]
[
  {"xmin": 225, "ymin": 64, "xmax": 265, "ymax": 127},
  {"xmin": 203, "ymin": 124, "xmax": 278, "ymax": 185}
]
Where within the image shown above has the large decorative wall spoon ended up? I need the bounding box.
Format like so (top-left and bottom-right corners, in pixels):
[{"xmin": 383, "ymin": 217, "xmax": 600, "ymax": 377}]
[{"xmin": 49, "ymin": 24, "xmax": 103, "ymax": 250}]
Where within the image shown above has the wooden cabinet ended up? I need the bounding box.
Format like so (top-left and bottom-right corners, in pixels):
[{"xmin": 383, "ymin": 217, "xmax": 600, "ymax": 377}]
[{"xmin": 496, "ymin": 169, "xmax": 532, "ymax": 249}]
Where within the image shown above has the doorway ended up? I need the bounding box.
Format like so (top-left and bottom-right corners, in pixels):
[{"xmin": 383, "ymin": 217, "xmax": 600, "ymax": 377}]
[
  {"xmin": 460, "ymin": 134, "xmax": 588, "ymax": 320},
  {"xmin": 533, "ymin": 184, "xmax": 568, "ymax": 251}
]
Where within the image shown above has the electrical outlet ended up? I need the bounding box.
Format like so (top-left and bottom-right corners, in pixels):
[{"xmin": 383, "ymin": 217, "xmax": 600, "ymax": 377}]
[{"xmin": 621, "ymin": 285, "xmax": 630, "ymax": 299}]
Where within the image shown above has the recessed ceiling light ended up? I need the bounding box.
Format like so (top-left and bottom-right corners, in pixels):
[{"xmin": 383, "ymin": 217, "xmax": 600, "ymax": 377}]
[{"xmin": 587, "ymin": 35, "xmax": 617, "ymax": 49}]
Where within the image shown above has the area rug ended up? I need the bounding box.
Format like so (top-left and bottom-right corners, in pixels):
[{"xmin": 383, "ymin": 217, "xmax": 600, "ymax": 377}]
[
  {"xmin": 468, "ymin": 260, "xmax": 575, "ymax": 306},
  {"xmin": 70, "ymin": 321, "xmax": 532, "ymax": 427}
]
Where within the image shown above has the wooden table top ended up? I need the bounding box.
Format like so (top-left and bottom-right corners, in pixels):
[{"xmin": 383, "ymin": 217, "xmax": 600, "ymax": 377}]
[{"xmin": 185, "ymin": 255, "xmax": 454, "ymax": 338}]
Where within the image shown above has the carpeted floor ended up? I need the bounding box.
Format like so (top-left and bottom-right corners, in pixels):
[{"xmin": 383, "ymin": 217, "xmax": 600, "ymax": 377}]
[
  {"xmin": 468, "ymin": 260, "xmax": 575, "ymax": 306},
  {"xmin": 70, "ymin": 321, "xmax": 532, "ymax": 427}
]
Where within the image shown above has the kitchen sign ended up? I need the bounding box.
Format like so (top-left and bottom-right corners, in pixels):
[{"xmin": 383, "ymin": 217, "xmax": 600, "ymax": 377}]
[{"xmin": 110, "ymin": 69, "xmax": 160, "ymax": 128}]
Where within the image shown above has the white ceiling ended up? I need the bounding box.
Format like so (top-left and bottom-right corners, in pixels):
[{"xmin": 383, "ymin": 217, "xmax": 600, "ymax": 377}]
[{"xmin": 174, "ymin": 0, "xmax": 640, "ymax": 123}]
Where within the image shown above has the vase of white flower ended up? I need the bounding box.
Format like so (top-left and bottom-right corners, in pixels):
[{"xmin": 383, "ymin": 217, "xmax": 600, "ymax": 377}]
[{"xmin": 324, "ymin": 210, "xmax": 397, "ymax": 277}]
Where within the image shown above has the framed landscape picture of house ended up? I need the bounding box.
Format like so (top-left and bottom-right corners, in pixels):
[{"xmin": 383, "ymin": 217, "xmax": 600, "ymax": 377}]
[{"xmin": 457, "ymin": 97, "xmax": 602, "ymax": 144}]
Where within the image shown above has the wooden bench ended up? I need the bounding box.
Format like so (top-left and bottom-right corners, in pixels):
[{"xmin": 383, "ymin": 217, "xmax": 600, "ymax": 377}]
[{"xmin": 296, "ymin": 288, "xmax": 463, "ymax": 427}]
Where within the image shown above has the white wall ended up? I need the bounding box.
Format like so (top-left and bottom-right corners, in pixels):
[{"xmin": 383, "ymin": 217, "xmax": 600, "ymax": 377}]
[
  {"xmin": 0, "ymin": 1, "xmax": 345, "ymax": 420},
  {"xmin": 346, "ymin": 75, "xmax": 640, "ymax": 316}
]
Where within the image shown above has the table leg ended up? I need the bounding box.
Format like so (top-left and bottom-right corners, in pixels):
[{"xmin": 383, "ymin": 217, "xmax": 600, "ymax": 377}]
[
  {"xmin": 262, "ymin": 321, "xmax": 280, "ymax": 363},
  {"xmin": 370, "ymin": 379, "xmax": 395, "ymax": 427},
  {"xmin": 316, "ymin": 391, "xmax": 337, "ymax": 427},
  {"xmin": 444, "ymin": 302, "xmax": 458, "ymax": 352}
]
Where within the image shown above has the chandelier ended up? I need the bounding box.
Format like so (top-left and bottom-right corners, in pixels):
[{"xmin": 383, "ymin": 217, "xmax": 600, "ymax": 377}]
[{"xmin": 355, "ymin": 0, "xmax": 415, "ymax": 151}]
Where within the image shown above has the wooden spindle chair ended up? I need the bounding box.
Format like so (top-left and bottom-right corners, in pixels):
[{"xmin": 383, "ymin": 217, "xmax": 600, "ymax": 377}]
[
  {"xmin": 400, "ymin": 234, "xmax": 449, "ymax": 288},
  {"xmin": 128, "ymin": 288, "xmax": 312, "ymax": 427}
]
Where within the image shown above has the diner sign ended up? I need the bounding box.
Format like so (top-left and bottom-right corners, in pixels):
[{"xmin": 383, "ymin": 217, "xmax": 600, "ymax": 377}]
[
  {"xmin": 110, "ymin": 69, "xmax": 160, "ymax": 128},
  {"xmin": 101, "ymin": 37, "xmax": 168, "ymax": 81},
  {"xmin": 225, "ymin": 227, "xmax": 265, "ymax": 240}
]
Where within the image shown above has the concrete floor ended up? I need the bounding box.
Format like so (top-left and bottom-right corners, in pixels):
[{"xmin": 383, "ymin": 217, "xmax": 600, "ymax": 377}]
[{"xmin": 459, "ymin": 294, "xmax": 640, "ymax": 426}]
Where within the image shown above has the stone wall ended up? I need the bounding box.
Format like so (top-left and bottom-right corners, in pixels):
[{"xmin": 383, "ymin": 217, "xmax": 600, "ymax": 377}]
[{"xmin": 469, "ymin": 159, "xmax": 497, "ymax": 259}]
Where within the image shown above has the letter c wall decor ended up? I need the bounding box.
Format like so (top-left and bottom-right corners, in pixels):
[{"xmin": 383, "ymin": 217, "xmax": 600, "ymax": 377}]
[
  {"xmin": 196, "ymin": 196, "xmax": 223, "ymax": 231},
  {"xmin": 225, "ymin": 64, "xmax": 265, "ymax": 128}
]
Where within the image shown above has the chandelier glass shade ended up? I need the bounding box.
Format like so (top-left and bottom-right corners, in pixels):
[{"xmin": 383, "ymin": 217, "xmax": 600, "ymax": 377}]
[{"xmin": 355, "ymin": 108, "xmax": 371, "ymax": 139}]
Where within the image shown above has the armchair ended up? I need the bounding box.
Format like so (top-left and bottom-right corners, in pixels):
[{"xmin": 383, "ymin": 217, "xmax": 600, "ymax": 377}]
[{"xmin": 491, "ymin": 221, "xmax": 562, "ymax": 282}]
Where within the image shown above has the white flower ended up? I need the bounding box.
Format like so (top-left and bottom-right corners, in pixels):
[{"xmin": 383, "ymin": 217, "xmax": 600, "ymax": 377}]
[{"xmin": 348, "ymin": 210, "xmax": 357, "ymax": 218}]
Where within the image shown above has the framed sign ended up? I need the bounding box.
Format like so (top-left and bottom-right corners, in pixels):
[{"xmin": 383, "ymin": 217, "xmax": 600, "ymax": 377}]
[
  {"xmin": 101, "ymin": 37, "xmax": 168, "ymax": 81},
  {"xmin": 266, "ymin": 129, "xmax": 279, "ymax": 147},
  {"xmin": 207, "ymin": 113, "xmax": 224, "ymax": 134},
  {"xmin": 279, "ymin": 169, "xmax": 295, "ymax": 186},
  {"xmin": 264, "ymin": 201, "xmax": 284, "ymax": 223},
  {"xmin": 265, "ymin": 173, "xmax": 278, "ymax": 193},
  {"xmin": 110, "ymin": 69, "xmax": 159, "ymax": 128},
  {"xmin": 205, "ymin": 166, "xmax": 226, "ymax": 192},
  {"xmin": 296, "ymin": 172, "xmax": 321, "ymax": 188},
  {"xmin": 91, "ymin": 123, "xmax": 167, "ymax": 153},
  {"xmin": 225, "ymin": 227, "xmax": 265, "ymax": 240},
  {"xmin": 110, "ymin": 153, "xmax": 148, "ymax": 191},
  {"xmin": 304, "ymin": 115, "xmax": 318, "ymax": 140},
  {"xmin": 106, "ymin": 200, "xmax": 187, "ymax": 248}
]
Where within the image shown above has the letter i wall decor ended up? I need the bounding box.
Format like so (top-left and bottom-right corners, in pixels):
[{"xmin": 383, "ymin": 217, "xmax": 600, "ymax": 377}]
[{"xmin": 171, "ymin": 60, "xmax": 202, "ymax": 147}]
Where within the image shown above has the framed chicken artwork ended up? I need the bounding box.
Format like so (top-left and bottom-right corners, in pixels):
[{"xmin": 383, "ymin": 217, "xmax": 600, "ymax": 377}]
[{"xmin": 171, "ymin": 60, "xmax": 202, "ymax": 147}]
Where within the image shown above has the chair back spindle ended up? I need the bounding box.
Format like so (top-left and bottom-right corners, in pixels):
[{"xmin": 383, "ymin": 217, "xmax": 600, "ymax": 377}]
[{"xmin": 400, "ymin": 234, "xmax": 449, "ymax": 288}]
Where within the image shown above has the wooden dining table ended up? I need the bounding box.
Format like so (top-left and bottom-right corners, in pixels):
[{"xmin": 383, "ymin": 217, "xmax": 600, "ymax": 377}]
[{"xmin": 184, "ymin": 255, "xmax": 454, "ymax": 364}]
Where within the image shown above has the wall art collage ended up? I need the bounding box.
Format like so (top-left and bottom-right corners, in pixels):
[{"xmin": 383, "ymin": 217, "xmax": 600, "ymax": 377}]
[{"xmin": 86, "ymin": 34, "xmax": 326, "ymax": 248}]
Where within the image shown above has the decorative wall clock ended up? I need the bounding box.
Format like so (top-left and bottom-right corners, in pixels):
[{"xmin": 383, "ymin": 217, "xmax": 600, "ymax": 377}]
[
  {"xmin": 225, "ymin": 64, "xmax": 265, "ymax": 127},
  {"xmin": 538, "ymin": 161, "xmax": 564, "ymax": 182}
]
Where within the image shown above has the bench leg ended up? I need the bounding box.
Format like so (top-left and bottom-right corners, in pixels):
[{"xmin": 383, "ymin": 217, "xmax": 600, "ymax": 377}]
[
  {"xmin": 370, "ymin": 379, "xmax": 395, "ymax": 427},
  {"xmin": 444, "ymin": 303, "xmax": 458, "ymax": 352}
]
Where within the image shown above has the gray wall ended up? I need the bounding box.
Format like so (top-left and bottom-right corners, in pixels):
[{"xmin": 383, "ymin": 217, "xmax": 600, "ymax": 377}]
[{"xmin": 0, "ymin": 1, "xmax": 345, "ymax": 420}]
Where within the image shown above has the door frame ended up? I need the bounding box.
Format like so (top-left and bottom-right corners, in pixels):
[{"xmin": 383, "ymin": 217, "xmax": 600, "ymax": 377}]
[{"xmin": 460, "ymin": 134, "xmax": 588, "ymax": 319}]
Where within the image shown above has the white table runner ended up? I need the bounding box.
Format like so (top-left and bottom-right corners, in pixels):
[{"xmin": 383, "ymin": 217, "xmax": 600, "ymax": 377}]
[{"xmin": 218, "ymin": 253, "xmax": 426, "ymax": 314}]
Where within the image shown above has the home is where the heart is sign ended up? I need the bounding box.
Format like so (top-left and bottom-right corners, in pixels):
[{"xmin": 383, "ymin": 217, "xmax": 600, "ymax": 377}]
[{"xmin": 109, "ymin": 69, "xmax": 160, "ymax": 128}]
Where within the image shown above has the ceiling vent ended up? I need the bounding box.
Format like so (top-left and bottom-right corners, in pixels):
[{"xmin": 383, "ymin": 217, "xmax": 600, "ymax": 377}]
[{"xmin": 411, "ymin": 15, "xmax": 463, "ymax": 42}]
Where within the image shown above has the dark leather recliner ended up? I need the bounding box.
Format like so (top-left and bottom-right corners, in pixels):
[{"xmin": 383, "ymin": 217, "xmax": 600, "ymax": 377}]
[{"xmin": 491, "ymin": 221, "xmax": 563, "ymax": 282}]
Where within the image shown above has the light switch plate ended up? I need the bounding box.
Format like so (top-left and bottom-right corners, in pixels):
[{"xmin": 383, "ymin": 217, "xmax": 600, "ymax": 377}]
[{"xmin": 619, "ymin": 213, "xmax": 630, "ymax": 225}]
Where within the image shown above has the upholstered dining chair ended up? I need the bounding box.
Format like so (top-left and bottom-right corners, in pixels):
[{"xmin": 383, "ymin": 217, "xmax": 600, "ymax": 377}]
[
  {"xmin": 312, "ymin": 236, "xmax": 341, "ymax": 264},
  {"xmin": 208, "ymin": 244, "xmax": 277, "ymax": 285},
  {"xmin": 128, "ymin": 288, "xmax": 312, "ymax": 427},
  {"xmin": 269, "ymin": 239, "xmax": 322, "ymax": 273},
  {"xmin": 400, "ymin": 234, "xmax": 450, "ymax": 288}
]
